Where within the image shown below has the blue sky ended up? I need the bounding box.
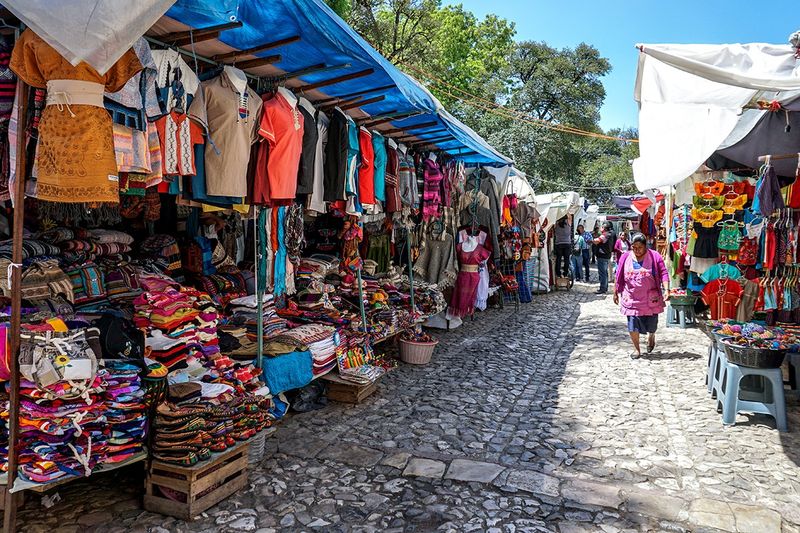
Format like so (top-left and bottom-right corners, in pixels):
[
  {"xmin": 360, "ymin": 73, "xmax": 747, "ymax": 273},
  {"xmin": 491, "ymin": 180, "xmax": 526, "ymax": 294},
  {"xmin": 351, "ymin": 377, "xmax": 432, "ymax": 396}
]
[{"xmin": 449, "ymin": 0, "xmax": 799, "ymax": 132}]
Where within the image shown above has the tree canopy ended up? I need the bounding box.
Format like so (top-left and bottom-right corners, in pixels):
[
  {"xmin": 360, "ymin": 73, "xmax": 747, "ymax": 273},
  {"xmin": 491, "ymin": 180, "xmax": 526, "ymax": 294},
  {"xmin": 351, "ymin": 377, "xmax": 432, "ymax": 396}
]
[{"xmin": 323, "ymin": 0, "xmax": 637, "ymax": 206}]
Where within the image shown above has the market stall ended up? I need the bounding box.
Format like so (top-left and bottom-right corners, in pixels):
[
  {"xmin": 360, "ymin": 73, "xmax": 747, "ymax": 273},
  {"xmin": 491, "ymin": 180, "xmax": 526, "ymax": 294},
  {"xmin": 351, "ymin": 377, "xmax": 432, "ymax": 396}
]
[
  {"xmin": 0, "ymin": 1, "xmax": 528, "ymax": 528},
  {"xmin": 532, "ymin": 191, "xmax": 582, "ymax": 291},
  {"xmin": 633, "ymin": 39, "xmax": 800, "ymax": 430}
]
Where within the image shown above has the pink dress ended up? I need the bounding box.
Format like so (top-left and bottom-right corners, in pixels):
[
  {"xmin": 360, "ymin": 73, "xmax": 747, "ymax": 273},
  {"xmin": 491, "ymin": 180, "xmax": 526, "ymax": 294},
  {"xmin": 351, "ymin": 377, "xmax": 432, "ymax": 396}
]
[{"xmin": 449, "ymin": 234, "xmax": 491, "ymax": 317}]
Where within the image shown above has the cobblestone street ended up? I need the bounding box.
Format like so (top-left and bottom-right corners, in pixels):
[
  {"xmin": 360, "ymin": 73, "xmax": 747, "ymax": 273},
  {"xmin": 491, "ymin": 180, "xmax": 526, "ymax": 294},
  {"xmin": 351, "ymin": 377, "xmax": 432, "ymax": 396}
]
[{"xmin": 15, "ymin": 280, "xmax": 800, "ymax": 533}]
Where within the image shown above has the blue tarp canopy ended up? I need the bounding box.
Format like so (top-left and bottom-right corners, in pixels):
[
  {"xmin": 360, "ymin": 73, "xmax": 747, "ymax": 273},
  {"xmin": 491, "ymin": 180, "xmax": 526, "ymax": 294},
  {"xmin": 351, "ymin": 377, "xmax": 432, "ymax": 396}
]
[{"xmin": 158, "ymin": 0, "xmax": 510, "ymax": 165}]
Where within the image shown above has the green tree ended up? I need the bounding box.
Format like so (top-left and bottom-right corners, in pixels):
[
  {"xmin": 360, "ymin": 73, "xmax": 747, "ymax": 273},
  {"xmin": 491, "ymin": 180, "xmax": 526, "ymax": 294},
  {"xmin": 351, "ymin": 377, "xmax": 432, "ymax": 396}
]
[
  {"xmin": 507, "ymin": 41, "xmax": 611, "ymax": 129},
  {"xmin": 340, "ymin": 1, "xmax": 515, "ymax": 106},
  {"xmin": 323, "ymin": 0, "xmax": 352, "ymax": 18}
]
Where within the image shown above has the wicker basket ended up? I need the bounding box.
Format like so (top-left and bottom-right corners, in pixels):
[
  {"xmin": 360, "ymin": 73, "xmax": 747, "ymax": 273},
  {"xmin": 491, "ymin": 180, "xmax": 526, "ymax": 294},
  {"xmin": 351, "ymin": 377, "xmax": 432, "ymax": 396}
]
[
  {"xmin": 721, "ymin": 338, "xmax": 787, "ymax": 369},
  {"xmin": 247, "ymin": 430, "xmax": 267, "ymax": 465},
  {"xmin": 399, "ymin": 338, "xmax": 438, "ymax": 365},
  {"xmin": 698, "ymin": 321, "xmax": 717, "ymax": 342}
]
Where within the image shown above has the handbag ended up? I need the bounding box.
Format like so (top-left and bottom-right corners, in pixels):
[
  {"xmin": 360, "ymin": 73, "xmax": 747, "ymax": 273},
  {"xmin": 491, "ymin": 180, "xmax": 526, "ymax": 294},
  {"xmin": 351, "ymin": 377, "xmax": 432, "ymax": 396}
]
[{"xmin": 19, "ymin": 328, "xmax": 100, "ymax": 399}]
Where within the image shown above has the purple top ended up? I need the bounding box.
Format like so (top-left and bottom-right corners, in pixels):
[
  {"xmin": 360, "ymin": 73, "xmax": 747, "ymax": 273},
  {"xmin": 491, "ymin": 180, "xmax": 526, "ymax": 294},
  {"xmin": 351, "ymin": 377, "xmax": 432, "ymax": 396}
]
[{"xmin": 615, "ymin": 249, "xmax": 669, "ymax": 316}]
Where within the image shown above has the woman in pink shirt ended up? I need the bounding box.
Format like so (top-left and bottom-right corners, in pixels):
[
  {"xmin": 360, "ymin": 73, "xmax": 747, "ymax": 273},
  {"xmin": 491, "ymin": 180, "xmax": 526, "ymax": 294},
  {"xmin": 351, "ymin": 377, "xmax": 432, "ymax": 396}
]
[
  {"xmin": 613, "ymin": 231, "xmax": 630, "ymax": 262},
  {"xmin": 613, "ymin": 233, "xmax": 669, "ymax": 359}
]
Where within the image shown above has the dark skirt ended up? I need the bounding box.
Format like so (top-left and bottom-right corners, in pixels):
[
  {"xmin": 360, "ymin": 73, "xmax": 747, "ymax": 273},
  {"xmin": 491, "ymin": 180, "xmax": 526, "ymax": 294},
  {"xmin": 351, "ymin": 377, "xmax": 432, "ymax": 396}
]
[{"xmin": 627, "ymin": 315, "xmax": 658, "ymax": 333}]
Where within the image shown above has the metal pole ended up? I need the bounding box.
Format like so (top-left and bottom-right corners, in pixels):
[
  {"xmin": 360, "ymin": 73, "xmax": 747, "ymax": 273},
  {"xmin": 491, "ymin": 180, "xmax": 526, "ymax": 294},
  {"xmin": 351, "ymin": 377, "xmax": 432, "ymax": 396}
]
[
  {"xmin": 4, "ymin": 79, "xmax": 29, "ymax": 533},
  {"xmin": 356, "ymin": 266, "xmax": 371, "ymax": 354},
  {"xmin": 406, "ymin": 229, "xmax": 415, "ymax": 313},
  {"xmin": 254, "ymin": 207, "xmax": 263, "ymax": 368}
]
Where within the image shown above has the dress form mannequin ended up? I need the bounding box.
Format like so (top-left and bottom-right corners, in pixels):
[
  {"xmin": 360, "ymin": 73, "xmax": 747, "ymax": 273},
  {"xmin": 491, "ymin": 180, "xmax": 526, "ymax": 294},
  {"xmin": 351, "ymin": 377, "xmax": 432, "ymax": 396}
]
[
  {"xmin": 277, "ymin": 85, "xmax": 298, "ymax": 107},
  {"xmin": 298, "ymin": 96, "xmax": 316, "ymax": 115},
  {"xmin": 398, "ymin": 143, "xmax": 408, "ymax": 155},
  {"xmin": 428, "ymin": 152, "xmax": 437, "ymax": 163},
  {"xmin": 223, "ymin": 65, "xmax": 248, "ymax": 94}
]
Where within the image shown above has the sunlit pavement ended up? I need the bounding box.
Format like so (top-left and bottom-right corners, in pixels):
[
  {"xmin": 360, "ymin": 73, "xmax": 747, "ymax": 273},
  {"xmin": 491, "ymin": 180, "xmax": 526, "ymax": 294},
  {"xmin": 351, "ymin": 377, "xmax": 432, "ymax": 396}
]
[{"xmin": 14, "ymin": 273, "xmax": 800, "ymax": 532}]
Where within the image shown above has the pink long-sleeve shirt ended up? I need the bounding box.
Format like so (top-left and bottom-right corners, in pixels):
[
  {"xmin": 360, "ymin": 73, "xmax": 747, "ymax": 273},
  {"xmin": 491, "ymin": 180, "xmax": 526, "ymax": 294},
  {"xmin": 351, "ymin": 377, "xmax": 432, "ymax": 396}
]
[{"xmin": 615, "ymin": 249, "xmax": 669, "ymax": 316}]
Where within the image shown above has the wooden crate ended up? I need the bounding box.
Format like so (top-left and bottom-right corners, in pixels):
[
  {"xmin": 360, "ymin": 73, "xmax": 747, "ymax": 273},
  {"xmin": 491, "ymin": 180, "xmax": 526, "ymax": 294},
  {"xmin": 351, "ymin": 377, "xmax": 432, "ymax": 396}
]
[
  {"xmin": 144, "ymin": 441, "xmax": 249, "ymax": 520},
  {"xmin": 322, "ymin": 374, "xmax": 379, "ymax": 404}
]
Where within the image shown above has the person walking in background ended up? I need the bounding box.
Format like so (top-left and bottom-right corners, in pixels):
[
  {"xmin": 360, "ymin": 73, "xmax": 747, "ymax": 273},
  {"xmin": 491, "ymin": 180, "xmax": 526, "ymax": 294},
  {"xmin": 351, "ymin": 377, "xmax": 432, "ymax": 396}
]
[
  {"xmin": 578, "ymin": 224, "xmax": 592, "ymax": 281},
  {"xmin": 593, "ymin": 222, "xmax": 614, "ymax": 294},
  {"xmin": 614, "ymin": 231, "xmax": 630, "ymax": 271},
  {"xmin": 553, "ymin": 217, "xmax": 572, "ymax": 278},
  {"xmin": 613, "ymin": 233, "xmax": 669, "ymax": 359},
  {"xmin": 571, "ymin": 227, "xmax": 587, "ymax": 282}
]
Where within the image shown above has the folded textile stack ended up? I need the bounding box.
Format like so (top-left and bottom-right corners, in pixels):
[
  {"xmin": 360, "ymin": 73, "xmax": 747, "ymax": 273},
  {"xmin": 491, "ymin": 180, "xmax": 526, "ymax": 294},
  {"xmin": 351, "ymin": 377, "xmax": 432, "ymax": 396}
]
[
  {"xmin": 227, "ymin": 294, "xmax": 288, "ymax": 339},
  {"xmin": 6, "ymin": 327, "xmax": 109, "ymax": 484},
  {"xmin": 196, "ymin": 271, "xmax": 248, "ymax": 307},
  {"xmin": 281, "ymin": 324, "xmax": 338, "ymax": 377},
  {"xmin": 58, "ymin": 229, "xmax": 134, "ymax": 263},
  {"xmin": 103, "ymin": 360, "xmax": 147, "ymax": 463}
]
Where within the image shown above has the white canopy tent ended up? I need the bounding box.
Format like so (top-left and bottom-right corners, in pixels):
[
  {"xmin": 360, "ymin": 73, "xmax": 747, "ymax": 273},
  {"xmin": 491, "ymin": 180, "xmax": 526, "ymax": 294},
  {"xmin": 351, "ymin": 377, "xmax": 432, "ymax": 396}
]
[
  {"xmin": 2, "ymin": 0, "xmax": 176, "ymax": 75},
  {"xmin": 533, "ymin": 191, "xmax": 582, "ymax": 232},
  {"xmin": 633, "ymin": 42, "xmax": 800, "ymax": 191}
]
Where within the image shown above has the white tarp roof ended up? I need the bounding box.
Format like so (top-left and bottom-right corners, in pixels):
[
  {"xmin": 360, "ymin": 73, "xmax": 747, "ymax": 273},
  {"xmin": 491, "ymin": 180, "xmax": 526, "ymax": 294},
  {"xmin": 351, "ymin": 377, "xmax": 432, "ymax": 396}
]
[
  {"xmin": 534, "ymin": 191, "xmax": 581, "ymax": 232},
  {"xmin": 3, "ymin": 0, "xmax": 176, "ymax": 75},
  {"xmin": 633, "ymin": 42, "xmax": 800, "ymax": 191},
  {"xmin": 500, "ymin": 168, "xmax": 536, "ymax": 205}
]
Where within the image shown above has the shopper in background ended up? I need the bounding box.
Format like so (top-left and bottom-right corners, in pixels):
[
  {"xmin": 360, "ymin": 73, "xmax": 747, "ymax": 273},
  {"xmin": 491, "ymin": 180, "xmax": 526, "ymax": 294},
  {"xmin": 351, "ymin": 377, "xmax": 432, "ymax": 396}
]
[
  {"xmin": 614, "ymin": 231, "xmax": 630, "ymax": 269},
  {"xmin": 571, "ymin": 227, "xmax": 587, "ymax": 282},
  {"xmin": 613, "ymin": 233, "xmax": 669, "ymax": 359},
  {"xmin": 578, "ymin": 224, "xmax": 592, "ymax": 282},
  {"xmin": 553, "ymin": 217, "xmax": 573, "ymax": 278},
  {"xmin": 593, "ymin": 222, "xmax": 614, "ymax": 294}
]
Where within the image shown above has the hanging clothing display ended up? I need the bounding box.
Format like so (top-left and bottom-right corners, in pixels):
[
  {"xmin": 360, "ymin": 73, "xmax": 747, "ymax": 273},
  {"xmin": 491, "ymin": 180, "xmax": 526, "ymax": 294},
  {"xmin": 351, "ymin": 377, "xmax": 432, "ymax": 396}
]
[
  {"xmin": 256, "ymin": 90, "xmax": 304, "ymax": 202},
  {"xmin": 449, "ymin": 230, "xmax": 491, "ymax": 317},
  {"xmin": 188, "ymin": 69, "xmax": 262, "ymax": 198},
  {"xmin": 9, "ymin": 29, "xmax": 142, "ymax": 206}
]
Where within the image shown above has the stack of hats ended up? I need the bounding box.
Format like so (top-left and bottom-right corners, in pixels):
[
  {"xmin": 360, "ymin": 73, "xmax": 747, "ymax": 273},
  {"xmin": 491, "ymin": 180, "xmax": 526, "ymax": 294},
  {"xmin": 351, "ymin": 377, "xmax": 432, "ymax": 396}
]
[{"xmin": 151, "ymin": 383, "xmax": 271, "ymax": 466}]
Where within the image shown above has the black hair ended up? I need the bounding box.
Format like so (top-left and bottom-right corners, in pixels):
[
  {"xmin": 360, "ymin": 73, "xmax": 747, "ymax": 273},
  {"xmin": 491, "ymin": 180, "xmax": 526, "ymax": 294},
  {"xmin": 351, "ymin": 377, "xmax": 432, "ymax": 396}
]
[{"xmin": 631, "ymin": 233, "xmax": 647, "ymax": 246}]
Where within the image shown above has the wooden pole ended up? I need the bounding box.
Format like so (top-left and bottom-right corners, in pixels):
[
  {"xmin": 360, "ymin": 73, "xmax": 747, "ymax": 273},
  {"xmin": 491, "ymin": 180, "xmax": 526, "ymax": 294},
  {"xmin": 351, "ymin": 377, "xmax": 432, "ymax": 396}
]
[
  {"xmin": 299, "ymin": 68, "xmax": 374, "ymax": 91},
  {"xmin": 212, "ymin": 35, "xmax": 301, "ymax": 62},
  {"xmin": 4, "ymin": 78, "xmax": 28, "ymax": 533}
]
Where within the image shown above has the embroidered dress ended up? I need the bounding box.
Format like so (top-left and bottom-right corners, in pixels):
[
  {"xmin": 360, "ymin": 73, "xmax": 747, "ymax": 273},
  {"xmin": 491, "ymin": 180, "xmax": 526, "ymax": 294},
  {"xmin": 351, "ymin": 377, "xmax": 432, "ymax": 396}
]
[
  {"xmin": 449, "ymin": 232, "xmax": 491, "ymax": 318},
  {"xmin": 10, "ymin": 29, "xmax": 142, "ymax": 206}
]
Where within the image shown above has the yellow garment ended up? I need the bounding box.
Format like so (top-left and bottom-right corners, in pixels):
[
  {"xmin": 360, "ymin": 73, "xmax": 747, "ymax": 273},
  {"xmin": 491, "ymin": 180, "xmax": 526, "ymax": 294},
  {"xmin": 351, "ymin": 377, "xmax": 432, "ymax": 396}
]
[
  {"xmin": 722, "ymin": 195, "xmax": 747, "ymax": 215},
  {"xmin": 45, "ymin": 318, "xmax": 68, "ymax": 332},
  {"xmin": 690, "ymin": 207, "xmax": 723, "ymax": 228},
  {"xmin": 10, "ymin": 29, "xmax": 142, "ymax": 204}
]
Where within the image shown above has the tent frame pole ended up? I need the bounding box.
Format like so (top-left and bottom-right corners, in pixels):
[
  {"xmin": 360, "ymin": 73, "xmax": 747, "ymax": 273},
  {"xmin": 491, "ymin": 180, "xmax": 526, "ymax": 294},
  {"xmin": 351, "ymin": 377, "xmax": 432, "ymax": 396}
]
[
  {"xmin": 406, "ymin": 230, "xmax": 415, "ymax": 313},
  {"xmin": 4, "ymin": 79, "xmax": 29, "ymax": 533},
  {"xmin": 254, "ymin": 206, "xmax": 263, "ymax": 368}
]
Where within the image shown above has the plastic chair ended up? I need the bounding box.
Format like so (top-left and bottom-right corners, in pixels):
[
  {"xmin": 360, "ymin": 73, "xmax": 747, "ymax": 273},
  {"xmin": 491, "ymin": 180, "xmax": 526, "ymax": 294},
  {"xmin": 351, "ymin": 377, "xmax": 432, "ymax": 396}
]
[
  {"xmin": 706, "ymin": 340, "xmax": 718, "ymax": 394},
  {"xmin": 717, "ymin": 351, "xmax": 788, "ymax": 431},
  {"xmin": 666, "ymin": 303, "xmax": 696, "ymax": 329}
]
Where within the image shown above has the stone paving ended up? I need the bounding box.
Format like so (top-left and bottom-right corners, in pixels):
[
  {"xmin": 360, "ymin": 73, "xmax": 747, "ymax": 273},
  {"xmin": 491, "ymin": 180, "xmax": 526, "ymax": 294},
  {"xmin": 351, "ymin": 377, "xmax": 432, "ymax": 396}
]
[{"xmin": 12, "ymin": 277, "xmax": 800, "ymax": 533}]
